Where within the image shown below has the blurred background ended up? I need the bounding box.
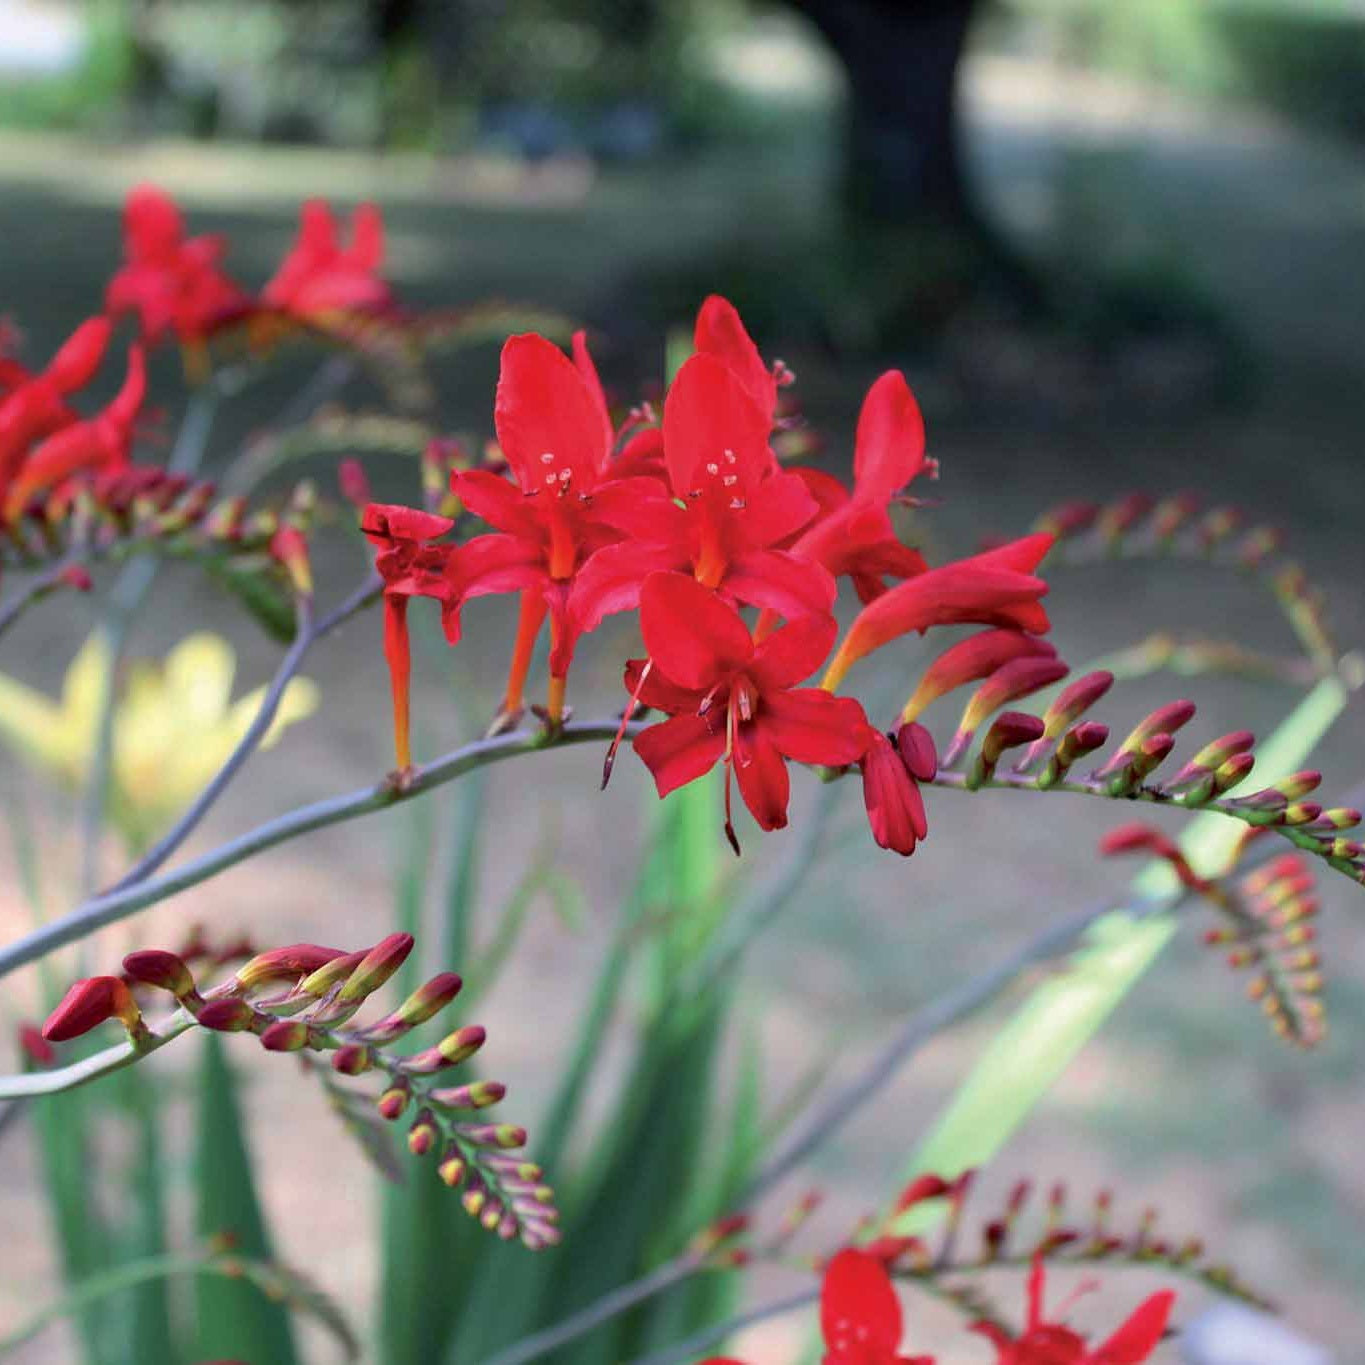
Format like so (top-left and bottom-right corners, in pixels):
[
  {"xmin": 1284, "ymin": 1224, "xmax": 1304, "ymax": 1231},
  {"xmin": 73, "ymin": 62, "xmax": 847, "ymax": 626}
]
[{"xmin": 1, "ymin": 0, "xmax": 1364, "ymax": 1360}]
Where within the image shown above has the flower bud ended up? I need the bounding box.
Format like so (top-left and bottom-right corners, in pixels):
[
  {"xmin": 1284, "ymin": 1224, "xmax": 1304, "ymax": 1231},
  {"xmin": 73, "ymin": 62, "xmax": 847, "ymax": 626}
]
[
  {"xmin": 361, "ymin": 972, "xmax": 463, "ymax": 1044},
  {"xmin": 260, "ymin": 1020, "xmax": 311, "ymax": 1052},
  {"xmin": 894, "ymin": 722, "xmax": 937, "ymax": 782},
  {"xmin": 408, "ymin": 1110, "xmax": 437, "ymax": 1156},
  {"xmin": 970, "ymin": 711, "xmax": 1044, "ymax": 786},
  {"xmin": 43, "ymin": 977, "xmax": 145, "ymax": 1043},
  {"xmin": 958, "ymin": 656, "xmax": 1069, "ymax": 737},
  {"xmin": 123, "ymin": 950, "xmax": 197, "ymax": 1000},
  {"xmin": 236, "ymin": 944, "xmax": 348, "ymax": 992},
  {"xmin": 1042, "ymin": 670, "xmax": 1113, "ymax": 739},
  {"xmin": 339, "ymin": 933, "xmax": 414, "ymax": 1002},
  {"xmin": 269, "ymin": 526, "xmax": 312, "ymax": 598},
  {"xmin": 18, "ymin": 1023, "xmax": 55, "ymax": 1068},
  {"xmin": 438, "ymin": 1149, "xmax": 467, "ymax": 1188},
  {"xmin": 330, "ymin": 1043, "xmax": 375, "ymax": 1075},
  {"xmin": 429, "ymin": 1080, "xmax": 506, "ymax": 1110},
  {"xmin": 1213, "ymin": 752, "xmax": 1256, "ymax": 794},
  {"xmin": 196, "ymin": 998, "xmax": 258, "ymax": 1033},
  {"xmin": 338, "ymin": 458, "xmax": 372, "ymax": 510},
  {"xmin": 457, "ymin": 1122, "xmax": 526, "ymax": 1150},
  {"xmin": 378, "ymin": 1078, "xmax": 412, "ymax": 1120}
]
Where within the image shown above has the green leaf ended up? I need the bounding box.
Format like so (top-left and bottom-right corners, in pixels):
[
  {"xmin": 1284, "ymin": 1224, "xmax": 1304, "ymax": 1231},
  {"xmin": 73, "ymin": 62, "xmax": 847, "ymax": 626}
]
[
  {"xmin": 108, "ymin": 1065, "xmax": 178, "ymax": 1365},
  {"xmin": 0, "ymin": 1252, "xmax": 359, "ymax": 1360},
  {"xmin": 31, "ymin": 1080, "xmax": 117, "ymax": 1365},
  {"xmin": 192, "ymin": 1033, "xmax": 299, "ymax": 1365},
  {"xmin": 379, "ymin": 789, "xmax": 476, "ymax": 1365},
  {"xmin": 892, "ymin": 676, "xmax": 1350, "ymax": 1232}
]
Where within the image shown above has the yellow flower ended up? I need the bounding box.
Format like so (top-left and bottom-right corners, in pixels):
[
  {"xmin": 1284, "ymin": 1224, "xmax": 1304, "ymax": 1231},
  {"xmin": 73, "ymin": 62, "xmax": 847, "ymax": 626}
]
[{"xmin": 0, "ymin": 631, "xmax": 318, "ymax": 846}]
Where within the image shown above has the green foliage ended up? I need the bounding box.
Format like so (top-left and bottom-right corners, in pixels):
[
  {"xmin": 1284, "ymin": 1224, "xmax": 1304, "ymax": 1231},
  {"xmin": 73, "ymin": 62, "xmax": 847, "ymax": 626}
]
[{"xmin": 193, "ymin": 1033, "xmax": 299, "ymax": 1365}]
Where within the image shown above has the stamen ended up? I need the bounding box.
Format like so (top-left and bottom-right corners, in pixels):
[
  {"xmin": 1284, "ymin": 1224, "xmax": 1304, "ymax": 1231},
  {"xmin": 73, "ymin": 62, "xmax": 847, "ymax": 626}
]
[{"xmin": 602, "ymin": 661, "xmax": 653, "ymax": 789}]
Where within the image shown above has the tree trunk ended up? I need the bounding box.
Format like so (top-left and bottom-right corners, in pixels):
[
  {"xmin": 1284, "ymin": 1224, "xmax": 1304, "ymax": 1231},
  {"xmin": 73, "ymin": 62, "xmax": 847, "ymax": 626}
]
[{"xmin": 791, "ymin": 0, "xmax": 979, "ymax": 225}]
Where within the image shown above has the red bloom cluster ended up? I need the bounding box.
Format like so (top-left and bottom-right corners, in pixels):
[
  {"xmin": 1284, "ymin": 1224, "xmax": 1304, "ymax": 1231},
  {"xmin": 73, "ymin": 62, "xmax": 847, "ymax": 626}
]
[
  {"xmin": 363, "ymin": 297, "xmax": 1056, "ymax": 855},
  {"xmin": 972, "ymin": 1255, "xmax": 1175, "ymax": 1365},
  {"xmin": 699, "ymin": 1247, "xmax": 1173, "ymax": 1365},
  {"xmin": 104, "ymin": 184, "xmax": 396, "ymax": 372},
  {"xmin": 0, "ymin": 317, "xmax": 146, "ymax": 522}
]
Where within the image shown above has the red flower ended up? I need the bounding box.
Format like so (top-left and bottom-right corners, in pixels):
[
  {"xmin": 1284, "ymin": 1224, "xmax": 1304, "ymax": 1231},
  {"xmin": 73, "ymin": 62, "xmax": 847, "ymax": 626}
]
[
  {"xmin": 972, "ymin": 1255, "xmax": 1174, "ymax": 1365},
  {"xmin": 449, "ymin": 331, "xmax": 663, "ymax": 723},
  {"xmin": 699, "ymin": 1248, "xmax": 934, "ymax": 1365},
  {"xmin": 260, "ymin": 200, "xmax": 394, "ymax": 323},
  {"xmin": 821, "ymin": 533, "xmax": 1055, "ymax": 692},
  {"xmin": 625, "ymin": 572, "xmax": 865, "ymax": 852},
  {"xmin": 776, "ymin": 370, "xmax": 930, "ymax": 609},
  {"xmin": 362, "ymin": 503, "xmax": 458, "ymax": 770},
  {"xmin": 0, "ymin": 317, "xmax": 110, "ymax": 499},
  {"xmin": 569, "ymin": 350, "xmax": 833, "ymax": 640},
  {"xmin": 692, "ymin": 293, "xmax": 783, "ymax": 418},
  {"xmin": 859, "ymin": 722, "xmax": 936, "ymax": 858},
  {"xmin": 3, "ymin": 342, "xmax": 146, "ymax": 521},
  {"xmin": 104, "ymin": 184, "xmax": 251, "ymax": 359},
  {"xmin": 901, "ymin": 629, "xmax": 1057, "ymax": 723}
]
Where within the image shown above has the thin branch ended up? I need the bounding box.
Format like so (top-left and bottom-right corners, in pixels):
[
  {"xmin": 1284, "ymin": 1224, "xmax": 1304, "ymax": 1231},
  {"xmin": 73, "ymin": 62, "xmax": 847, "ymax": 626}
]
[
  {"xmin": 0, "ymin": 720, "xmax": 631, "ymax": 983},
  {"xmin": 0, "ymin": 1012, "xmax": 194, "ymax": 1100},
  {"xmin": 924, "ymin": 765, "xmax": 1365, "ymax": 890},
  {"xmin": 107, "ymin": 574, "xmax": 380, "ymax": 893},
  {"xmin": 630, "ymin": 1288, "xmax": 816, "ymax": 1365},
  {"xmin": 480, "ymin": 1255, "xmax": 701, "ymax": 1365}
]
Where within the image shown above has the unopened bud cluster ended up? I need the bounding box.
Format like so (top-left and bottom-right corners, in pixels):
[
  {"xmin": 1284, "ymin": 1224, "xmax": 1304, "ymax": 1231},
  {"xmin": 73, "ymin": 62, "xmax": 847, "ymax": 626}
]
[{"xmin": 41, "ymin": 930, "xmax": 558, "ymax": 1250}]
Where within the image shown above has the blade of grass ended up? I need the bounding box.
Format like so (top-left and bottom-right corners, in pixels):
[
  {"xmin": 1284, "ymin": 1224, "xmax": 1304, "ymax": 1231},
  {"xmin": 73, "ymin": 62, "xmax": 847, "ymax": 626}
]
[
  {"xmin": 192, "ymin": 1033, "xmax": 299, "ymax": 1364},
  {"xmin": 892, "ymin": 675, "xmax": 1350, "ymax": 1229}
]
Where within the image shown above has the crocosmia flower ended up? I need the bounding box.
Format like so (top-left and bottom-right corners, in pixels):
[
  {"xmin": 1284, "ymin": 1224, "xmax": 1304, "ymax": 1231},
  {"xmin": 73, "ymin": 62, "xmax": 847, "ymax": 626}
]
[
  {"xmin": 570, "ymin": 348, "xmax": 833, "ymax": 636},
  {"xmin": 699, "ymin": 1247, "xmax": 934, "ymax": 1365},
  {"xmin": 626, "ymin": 571, "xmax": 866, "ymax": 852},
  {"xmin": 3, "ymin": 343, "xmax": 146, "ymax": 519},
  {"xmin": 450, "ymin": 331, "xmax": 663, "ymax": 724},
  {"xmin": 778, "ymin": 368, "xmax": 930, "ymax": 607},
  {"xmin": 0, "ymin": 316, "xmax": 110, "ymax": 499},
  {"xmin": 260, "ymin": 200, "xmax": 394, "ymax": 323},
  {"xmin": 104, "ymin": 184, "xmax": 251, "ymax": 364},
  {"xmin": 972, "ymin": 1255, "xmax": 1174, "ymax": 1365}
]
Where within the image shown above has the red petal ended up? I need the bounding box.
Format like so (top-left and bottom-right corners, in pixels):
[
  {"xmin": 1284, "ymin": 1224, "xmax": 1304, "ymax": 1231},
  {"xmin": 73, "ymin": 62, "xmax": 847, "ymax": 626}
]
[
  {"xmin": 854, "ymin": 370, "xmax": 926, "ymax": 504},
  {"xmin": 693, "ymin": 294, "xmax": 776, "ymax": 415},
  {"xmin": 611, "ymin": 425, "xmax": 665, "ymax": 480},
  {"xmin": 860, "ymin": 730, "xmax": 926, "ymax": 856},
  {"xmin": 634, "ymin": 714, "xmax": 726, "ymax": 797},
  {"xmin": 820, "ymin": 1249, "xmax": 903, "ymax": 1355},
  {"xmin": 733, "ymin": 723, "xmax": 790, "ymax": 831},
  {"xmin": 623, "ymin": 657, "xmax": 709, "ymax": 715},
  {"xmin": 662, "ymin": 352, "xmax": 771, "ymax": 498},
  {"xmin": 495, "ymin": 333, "xmax": 610, "ymax": 491},
  {"xmin": 761, "ymin": 690, "xmax": 867, "ymax": 766},
  {"xmin": 1093, "ymin": 1291, "xmax": 1175, "ymax": 1364},
  {"xmin": 751, "ymin": 612, "xmax": 839, "ymax": 690},
  {"xmin": 45, "ymin": 317, "xmax": 111, "ymax": 394},
  {"xmin": 639, "ymin": 571, "xmax": 752, "ymax": 691},
  {"xmin": 453, "ymin": 533, "xmax": 544, "ymax": 604},
  {"xmin": 724, "ymin": 549, "xmax": 835, "ymax": 625},
  {"xmin": 569, "ymin": 540, "xmax": 683, "ymax": 636},
  {"xmin": 571, "ymin": 329, "xmax": 615, "ymax": 457},
  {"xmin": 348, "ymin": 203, "xmax": 384, "ymax": 272},
  {"xmin": 453, "ymin": 468, "xmax": 544, "ymax": 540},
  {"xmin": 972, "ymin": 531, "xmax": 1054, "ymax": 576},
  {"xmin": 361, "ymin": 503, "xmax": 455, "ymax": 546},
  {"xmin": 124, "ymin": 184, "xmax": 184, "ymax": 260},
  {"xmin": 583, "ymin": 474, "xmax": 684, "ymax": 542},
  {"xmin": 733, "ymin": 469, "xmax": 819, "ymax": 547}
]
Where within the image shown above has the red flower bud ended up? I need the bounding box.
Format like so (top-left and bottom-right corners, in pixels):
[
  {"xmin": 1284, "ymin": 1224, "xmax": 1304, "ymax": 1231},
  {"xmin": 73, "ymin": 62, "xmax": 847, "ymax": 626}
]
[{"xmin": 43, "ymin": 977, "xmax": 144, "ymax": 1042}]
